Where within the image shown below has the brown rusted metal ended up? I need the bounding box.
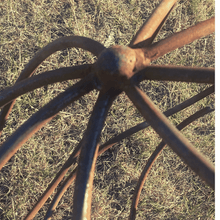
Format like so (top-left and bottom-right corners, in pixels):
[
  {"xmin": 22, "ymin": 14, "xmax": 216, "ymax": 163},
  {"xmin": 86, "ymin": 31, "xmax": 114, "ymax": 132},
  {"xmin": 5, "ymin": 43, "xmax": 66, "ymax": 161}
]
[
  {"xmin": 72, "ymin": 88, "xmax": 119, "ymax": 219},
  {"xmin": 99, "ymin": 86, "xmax": 214, "ymax": 155},
  {"xmin": 24, "ymin": 141, "xmax": 82, "ymax": 220},
  {"xmin": 74, "ymin": 143, "xmax": 99, "ymax": 220},
  {"xmin": 129, "ymin": 107, "xmax": 214, "ymax": 220},
  {"xmin": 142, "ymin": 17, "xmax": 215, "ymax": 62},
  {"xmin": 35, "ymin": 85, "xmax": 215, "ymax": 219},
  {"xmin": 0, "ymin": 74, "xmax": 97, "ymax": 171},
  {"xmin": 16, "ymin": 36, "xmax": 105, "ymax": 81},
  {"xmin": 0, "ymin": 37, "xmax": 105, "ymax": 136},
  {"xmin": 130, "ymin": 0, "xmax": 178, "ymax": 47},
  {"xmin": 132, "ymin": 65, "xmax": 214, "ymax": 84},
  {"xmin": 0, "ymin": 0, "xmax": 215, "ymax": 219},
  {"xmin": 124, "ymin": 84, "xmax": 214, "ymax": 189},
  {"xmin": 95, "ymin": 45, "xmax": 138, "ymax": 88},
  {"xmin": 43, "ymin": 86, "xmax": 214, "ymax": 219},
  {"xmin": 0, "ymin": 64, "xmax": 92, "ymax": 109},
  {"xmin": 45, "ymin": 167, "xmax": 78, "ymax": 219}
]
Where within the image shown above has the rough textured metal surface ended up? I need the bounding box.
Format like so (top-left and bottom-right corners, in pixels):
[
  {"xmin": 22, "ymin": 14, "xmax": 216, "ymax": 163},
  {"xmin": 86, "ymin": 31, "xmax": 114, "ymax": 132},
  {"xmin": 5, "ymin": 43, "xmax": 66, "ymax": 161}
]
[
  {"xmin": 129, "ymin": 107, "xmax": 214, "ymax": 220},
  {"xmin": 0, "ymin": 0, "xmax": 215, "ymax": 219},
  {"xmin": 124, "ymin": 84, "xmax": 214, "ymax": 188}
]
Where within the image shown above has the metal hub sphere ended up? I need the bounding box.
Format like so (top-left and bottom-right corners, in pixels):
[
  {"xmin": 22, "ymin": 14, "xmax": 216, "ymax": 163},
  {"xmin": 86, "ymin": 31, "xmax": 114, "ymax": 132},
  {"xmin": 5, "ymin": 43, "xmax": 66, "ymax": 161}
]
[
  {"xmin": 95, "ymin": 45, "xmax": 137, "ymax": 87},
  {"xmin": 0, "ymin": 0, "xmax": 214, "ymax": 219}
]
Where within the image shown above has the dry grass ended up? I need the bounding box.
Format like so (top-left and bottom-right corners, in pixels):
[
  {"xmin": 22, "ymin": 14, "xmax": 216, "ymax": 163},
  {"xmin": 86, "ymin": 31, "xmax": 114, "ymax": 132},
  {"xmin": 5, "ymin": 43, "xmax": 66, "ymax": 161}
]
[{"xmin": 0, "ymin": 0, "xmax": 215, "ymax": 219}]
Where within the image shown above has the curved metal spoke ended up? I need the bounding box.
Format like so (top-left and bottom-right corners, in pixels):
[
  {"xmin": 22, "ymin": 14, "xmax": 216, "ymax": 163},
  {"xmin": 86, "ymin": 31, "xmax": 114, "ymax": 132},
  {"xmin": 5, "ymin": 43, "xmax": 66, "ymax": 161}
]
[
  {"xmin": 141, "ymin": 17, "xmax": 215, "ymax": 62},
  {"xmin": 24, "ymin": 141, "xmax": 82, "ymax": 220},
  {"xmin": 72, "ymin": 88, "xmax": 119, "ymax": 219},
  {"xmin": 129, "ymin": 106, "xmax": 214, "ymax": 220},
  {"xmin": 124, "ymin": 84, "xmax": 214, "ymax": 189},
  {"xmin": 0, "ymin": 36, "xmax": 105, "ymax": 135},
  {"xmin": 163, "ymin": 85, "xmax": 214, "ymax": 116},
  {"xmin": 129, "ymin": 0, "xmax": 177, "ymax": 47},
  {"xmin": 43, "ymin": 85, "xmax": 214, "ymax": 218},
  {"xmin": 99, "ymin": 85, "xmax": 214, "ymax": 154},
  {"xmin": 0, "ymin": 0, "xmax": 215, "ymax": 219},
  {"xmin": 26, "ymin": 39, "xmax": 214, "ymax": 220},
  {"xmin": 0, "ymin": 64, "xmax": 92, "ymax": 108},
  {"xmin": 45, "ymin": 167, "xmax": 78, "ymax": 219},
  {"xmin": 0, "ymin": 74, "xmax": 96, "ymax": 171},
  {"xmin": 17, "ymin": 36, "xmax": 105, "ymax": 82},
  {"xmin": 132, "ymin": 65, "xmax": 214, "ymax": 84},
  {"xmin": 42, "ymin": 59, "xmax": 214, "ymax": 220}
]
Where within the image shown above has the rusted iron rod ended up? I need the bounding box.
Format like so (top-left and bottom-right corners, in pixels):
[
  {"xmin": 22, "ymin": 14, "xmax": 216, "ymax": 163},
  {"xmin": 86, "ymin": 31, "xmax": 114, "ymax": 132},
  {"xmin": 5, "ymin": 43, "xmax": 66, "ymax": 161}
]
[
  {"xmin": 0, "ymin": 0, "xmax": 215, "ymax": 218},
  {"xmin": 74, "ymin": 144, "xmax": 99, "ymax": 220},
  {"xmin": 164, "ymin": 85, "xmax": 214, "ymax": 116},
  {"xmin": 30, "ymin": 86, "xmax": 214, "ymax": 219},
  {"xmin": 103, "ymin": 84, "xmax": 214, "ymax": 153},
  {"xmin": 0, "ymin": 64, "xmax": 92, "ymax": 108},
  {"xmin": 99, "ymin": 85, "xmax": 214, "ymax": 155},
  {"xmin": 129, "ymin": 106, "xmax": 214, "ymax": 220},
  {"xmin": 124, "ymin": 84, "xmax": 214, "ymax": 189},
  {"xmin": 18, "ymin": 36, "xmax": 105, "ymax": 82},
  {"xmin": 0, "ymin": 36, "xmax": 105, "ymax": 136},
  {"xmin": 26, "ymin": 62, "xmax": 214, "ymax": 219},
  {"xmin": 0, "ymin": 74, "xmax": 96, "ymax": 171},
  {"xmin": 25, "ymin": 141, "xmax": 82, "ymax": 220},
  {"xmin": 43, "ymin": 86, "xmax": 214, "ymax": 218},
  {"xmin": 132, "ymin": 65, "xmax": 214, "ymax": 84},
  {"xmin": 72, "ymin": 88, "xmax": 119, "ymax": 220},
  {"xmin": 45, "ymin": 167, "xmax": 78, "ymax": 219},
  {"xmin": 141, "ymin": 17, "xmax": 215, "ymax": 62},
  {"xmin": 130, "ymin": 0, "xmax": 177, "ymax": 47}
]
